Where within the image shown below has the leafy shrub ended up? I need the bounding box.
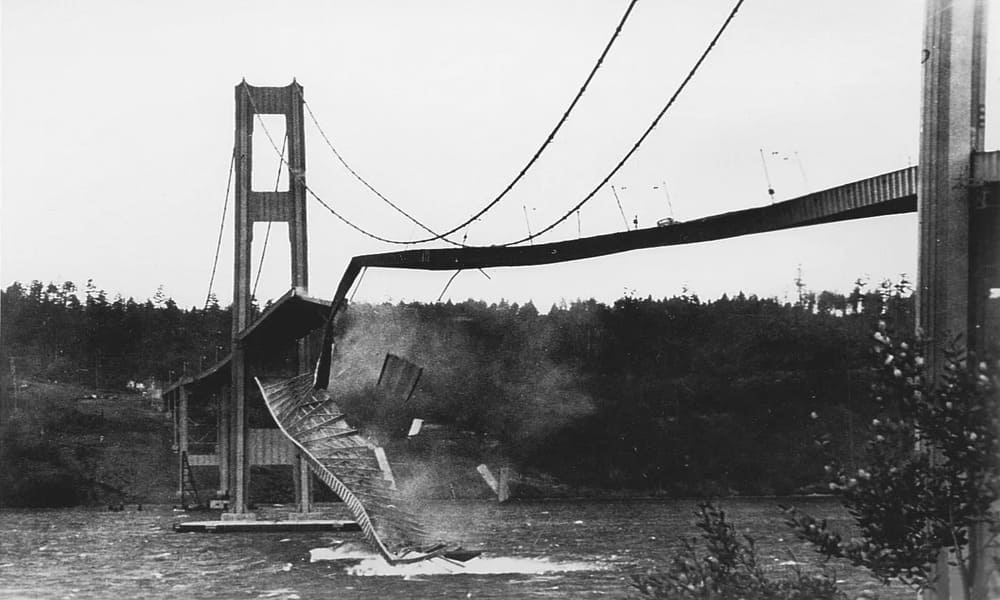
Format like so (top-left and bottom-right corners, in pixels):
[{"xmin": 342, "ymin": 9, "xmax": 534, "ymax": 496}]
[
  {"xmin": 783, "ymin": 324, "xmax": 999, "ymax": 592},
  {"xmin": 631, "ymin": 503, "xmax": 844, "ymax": 600}
]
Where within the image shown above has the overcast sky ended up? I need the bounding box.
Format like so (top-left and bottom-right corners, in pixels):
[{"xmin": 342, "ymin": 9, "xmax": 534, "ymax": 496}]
[{"xmin": 3, "ymin": 1, "xmax": 998, "ymax": 310}]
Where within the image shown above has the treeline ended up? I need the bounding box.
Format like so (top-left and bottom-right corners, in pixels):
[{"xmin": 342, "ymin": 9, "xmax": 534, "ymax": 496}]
[
  {"xmin": 333, "ymin": 279, "xmax": 914, "ymax": 496},
  {"xmin": 2, "ymin": 277, "xmax": 915, "ymax": 495},
  {"xmin": 1, "ymin": 280, "xmax": 232, "ymax": 388}
]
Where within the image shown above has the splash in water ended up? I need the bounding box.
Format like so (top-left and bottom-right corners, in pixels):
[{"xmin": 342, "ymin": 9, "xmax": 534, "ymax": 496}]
[{"xmin": 309, "ymin": 544, "xmax": 604, "ymax": 577}]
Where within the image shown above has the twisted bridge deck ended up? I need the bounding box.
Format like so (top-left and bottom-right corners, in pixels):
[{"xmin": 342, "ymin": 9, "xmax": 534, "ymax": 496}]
[
  {"xmin": 323, "ymin": 166, "xmax": 920, "ymax": 317},
  {"xmin": 256, "ymin": 373, "xmax": 457, "ymax": 565}
]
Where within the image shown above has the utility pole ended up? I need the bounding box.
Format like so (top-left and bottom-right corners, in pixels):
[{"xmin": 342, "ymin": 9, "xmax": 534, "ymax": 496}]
[{"xmin": 794, "ymin": 264, "xmax": 806, "ymax": 308}]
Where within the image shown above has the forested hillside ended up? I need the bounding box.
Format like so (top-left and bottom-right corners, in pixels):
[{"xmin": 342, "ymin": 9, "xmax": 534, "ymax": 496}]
[
  {"xmin": 1, "ymin": 280, "xmax": 231, "ymax": 388},
  {"xmin": 2, "ymin": 278, "xmax": 914, "ymax": 498}
]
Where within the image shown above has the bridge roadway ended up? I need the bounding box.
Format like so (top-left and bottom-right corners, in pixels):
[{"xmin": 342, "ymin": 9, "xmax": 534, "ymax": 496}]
[
  {"xmin": 330, "ymin": 166, "xmax": 917, "ymax": 301},
  {"xmin": 311, "ymin": 154, "xmax": 1000, "ymax": 385}
]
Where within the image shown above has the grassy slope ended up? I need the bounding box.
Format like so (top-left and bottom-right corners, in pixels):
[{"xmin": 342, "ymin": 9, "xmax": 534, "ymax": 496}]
[{"xmin": 0, "ymin": 380, "xmax": 176, "ymax": 507}]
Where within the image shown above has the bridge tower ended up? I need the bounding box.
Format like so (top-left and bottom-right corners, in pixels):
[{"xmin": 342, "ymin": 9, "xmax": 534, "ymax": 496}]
[
  {"xmin": 227, "ymin": 80, "xmax": 310, "ymax": 515},
  {"xmin": 917, "ymin": 0, "xmax": 999, "ymax": 597}
]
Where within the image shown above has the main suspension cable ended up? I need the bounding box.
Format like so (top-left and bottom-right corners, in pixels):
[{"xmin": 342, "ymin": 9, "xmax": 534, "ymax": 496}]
[
  {"xmin": 249, "ymin": 0, "xmax": 743, "ymax": 250},
  {"xmin": 494, "ymin": 0, "xmax": 747, "ymax": 247},
  {"xmin": 244, "ymin": 90, "xmax": 443, "ymax": 245},
  {"xmin": 204, "ymin": 147, "xmax": 236, "ymax": 309},
  {"xmin": 300, "ymin": 0, "xmax": 640, "ymax": 245},
  {"xmin": 301, "ymin": 99, "xmax": 462, "ymax": 247}
]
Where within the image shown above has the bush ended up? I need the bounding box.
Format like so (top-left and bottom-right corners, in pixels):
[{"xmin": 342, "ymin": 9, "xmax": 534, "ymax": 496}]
[
  {"xmin": 631, "ymin": 503, "xmax": 845, "ymax": 600},
  {"xmin": 782, "ymin": 324, "xmax": 999, "ymax": 593}
]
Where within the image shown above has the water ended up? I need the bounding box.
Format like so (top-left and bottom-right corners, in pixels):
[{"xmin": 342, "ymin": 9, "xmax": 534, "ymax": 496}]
[{"xmin": 0, "ymin": 499, "xmax": 909, "ymax": 599}]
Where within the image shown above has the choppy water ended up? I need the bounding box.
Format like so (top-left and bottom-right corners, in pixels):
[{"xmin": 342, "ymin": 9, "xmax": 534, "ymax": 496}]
[{"xmin": 0, "ymin": 498, "xmax": 908, "ymax": 599}]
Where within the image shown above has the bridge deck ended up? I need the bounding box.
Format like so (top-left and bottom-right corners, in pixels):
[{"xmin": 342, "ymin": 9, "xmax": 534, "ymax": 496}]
[{"xmin": 354, "ymin": 166, "xmax": 919, "ymax": 273}]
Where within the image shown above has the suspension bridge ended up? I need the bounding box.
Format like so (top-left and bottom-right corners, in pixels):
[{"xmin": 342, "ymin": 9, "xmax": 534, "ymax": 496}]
[{"xmin": 162, "ymin": 0, "xmax": 999, "ymax": 592}]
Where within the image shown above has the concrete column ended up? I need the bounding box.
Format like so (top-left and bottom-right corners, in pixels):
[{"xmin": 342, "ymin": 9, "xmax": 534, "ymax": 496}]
[
  {"xmin": 294, "ymin": 454, "xmax": 312, "ymax": 513},
  {"xmin": 968, "ymin": 183, "xmax": 1000, "ymax": 357},
  {"xmin": 217, "ymin": 387, "xmax": 230, "ymax": 496},
  {"xmin": 231, "ymin": 345, "xmax": 248, "ymax": 514},
  {"xmin": 916, "ymin": 0, "xmax": 986, "ymax": 371},
  {"xmin": 178, "ymin": 386, "xmax": 188, "ymax": 501},
  {"xmin": 229, "ymin": 81, "xmax": 255, "ymax": 516},
  {"xmin": 287, "ymin": 81, "xmax": 308, "ymax": 294},
  {"xmin": 233, "ymin": 81, "xmax": 254, "ymax": 340},
  {"xmin": 916, "ymin": 1, "xmax": 990, "ymax": 598},
  {"xmin": 288, "ymin": 82, "xmax": 310, "ymax": 511}
]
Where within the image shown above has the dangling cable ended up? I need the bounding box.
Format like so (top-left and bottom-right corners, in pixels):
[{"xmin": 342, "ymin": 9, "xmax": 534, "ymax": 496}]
[
  {"xmin": 611, "ymin": 185, "xmax": 630, "ymax": 230},
  {"xmin": 758, "ymin": 148, "xmax": 776, "ymax": 203},
  {"xmin": 522, "ymin": 205, "xmax": 534, "ymax": 245},
  {"xmin": 348, "ymin": 266, "xmax": 369, "ymax": 303},
  {"xmin": 437, "ymin": 270, "xmax": 463, "ymax": 302}
]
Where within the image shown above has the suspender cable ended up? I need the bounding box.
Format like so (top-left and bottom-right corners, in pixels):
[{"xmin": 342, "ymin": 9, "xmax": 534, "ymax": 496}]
[
  {"xmin": 204, "ymin": 147, "xmax": 236, "ymax": 309},
  {"xmin": 251, "ymin": 133, "xmax": 288, "ymax": 301}
]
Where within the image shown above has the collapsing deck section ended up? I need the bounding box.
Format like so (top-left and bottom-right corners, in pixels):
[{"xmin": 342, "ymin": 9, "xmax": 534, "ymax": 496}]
[{"xmin": 256, "ymin": 357, "xmax": 464, "ymax": 565}]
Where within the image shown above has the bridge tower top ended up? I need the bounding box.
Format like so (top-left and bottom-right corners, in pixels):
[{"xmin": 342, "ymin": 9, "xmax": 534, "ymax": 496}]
[{"xmin": 232, "ymin": 80, "xmax": 308, "ymax": 339}]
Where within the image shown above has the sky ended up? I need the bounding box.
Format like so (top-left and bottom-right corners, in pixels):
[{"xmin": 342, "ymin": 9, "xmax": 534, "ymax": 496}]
[{"xmin": 3, "ymin": 1, "xmax": 999, "ymax": 311}]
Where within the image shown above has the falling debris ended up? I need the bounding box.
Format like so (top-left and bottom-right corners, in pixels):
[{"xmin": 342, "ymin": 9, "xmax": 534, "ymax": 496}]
[
  {"xmin": 373, "ymin": 447, "xmax": 397, "ymax": 490},
  {"xmin": 476, "ymin": 465, "xmax": 511, "ymax": 503},
  {"xmin": 498, "ymin": 467, "xmax": 510, "ymax": 503},
  {"xmin": 377, "ymin": 354, "xmax": 423, "ymax": 403},
  {"xmin": 477, "ymin": 464, "xmax": 498, "ymax": 494}
]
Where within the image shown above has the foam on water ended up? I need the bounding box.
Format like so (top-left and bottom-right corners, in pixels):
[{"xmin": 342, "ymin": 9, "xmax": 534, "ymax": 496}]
[
  {"xmin": 308, "ymin": 542, "xmax": 372, "ymax": 562},
  {"xmin": 309, "ymin": 545, "xmax": 604, "ymax": 577}
]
